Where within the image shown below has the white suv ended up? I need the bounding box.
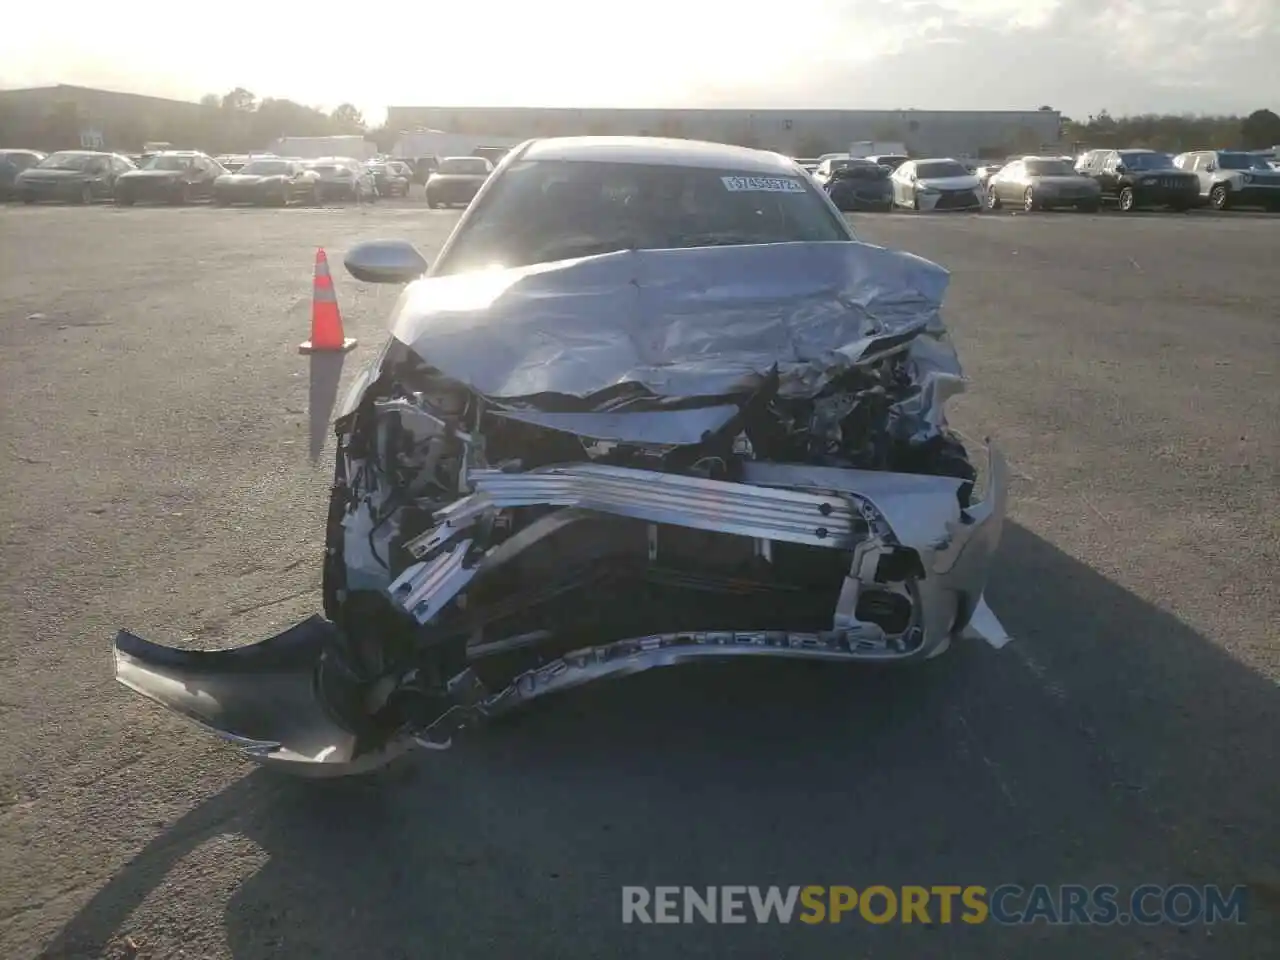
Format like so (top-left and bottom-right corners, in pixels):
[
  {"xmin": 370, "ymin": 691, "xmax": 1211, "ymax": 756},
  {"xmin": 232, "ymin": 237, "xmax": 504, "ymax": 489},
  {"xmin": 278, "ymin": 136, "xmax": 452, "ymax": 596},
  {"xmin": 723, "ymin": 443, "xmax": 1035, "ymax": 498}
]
[{"xmin": 1173, "ymin": 150, "xmax": 1280, "ymax": 211}]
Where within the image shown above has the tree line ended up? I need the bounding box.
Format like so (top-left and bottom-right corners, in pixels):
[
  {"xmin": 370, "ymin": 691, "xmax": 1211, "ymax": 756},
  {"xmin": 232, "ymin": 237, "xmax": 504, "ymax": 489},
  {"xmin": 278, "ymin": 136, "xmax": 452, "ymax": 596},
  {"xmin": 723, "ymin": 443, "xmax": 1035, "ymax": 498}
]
[
  {"xmin": 1060, "ymin": 108, "xmax": 1280, "ymax": 154},
  {"xmin": 2, "ymin": 87, "xmax": 1278, "ymax": 158},
  {"xmin": 0, "ymin": 87, "xmax": 396, "ymax": 155}
]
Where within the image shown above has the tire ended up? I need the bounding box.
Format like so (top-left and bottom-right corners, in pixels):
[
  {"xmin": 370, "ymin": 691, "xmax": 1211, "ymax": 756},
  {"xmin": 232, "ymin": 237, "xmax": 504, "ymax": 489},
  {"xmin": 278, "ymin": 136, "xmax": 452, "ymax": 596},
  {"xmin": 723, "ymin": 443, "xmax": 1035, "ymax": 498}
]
[
  {"xmin": 1209, "ymin": 184, "xmax": 1230, "ymax": 211},
  {"xmin": 987, "ymin": 186, "xmax": 1001, "ymax": 210},
  {"xmin": 1118, "ymin": 186, "xmax": 1136, "ymax": 212},
  {"xmin": 175, "ymin": 182, "xmax": 193, "ymax": 205},
  {"xmin": 1023, "ymin": 187, "xmax": 1037, "ymax": 212}
]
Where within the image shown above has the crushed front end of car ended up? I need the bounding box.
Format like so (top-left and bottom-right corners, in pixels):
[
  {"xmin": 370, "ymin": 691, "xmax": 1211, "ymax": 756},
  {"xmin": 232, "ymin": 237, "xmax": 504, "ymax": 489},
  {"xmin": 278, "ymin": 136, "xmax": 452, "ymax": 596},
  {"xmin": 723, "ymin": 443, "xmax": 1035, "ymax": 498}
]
[{"xmin": 114, "ymin": 241, "xmax": 1010, "ymax": 776}]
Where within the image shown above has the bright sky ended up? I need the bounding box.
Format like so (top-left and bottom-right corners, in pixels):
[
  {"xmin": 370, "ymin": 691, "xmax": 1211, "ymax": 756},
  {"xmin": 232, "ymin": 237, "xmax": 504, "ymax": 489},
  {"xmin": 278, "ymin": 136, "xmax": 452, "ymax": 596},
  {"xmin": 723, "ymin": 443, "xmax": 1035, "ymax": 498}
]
[{"xmin": 3, "ymin": 0, "xmax": 1277, "ymax": 122}]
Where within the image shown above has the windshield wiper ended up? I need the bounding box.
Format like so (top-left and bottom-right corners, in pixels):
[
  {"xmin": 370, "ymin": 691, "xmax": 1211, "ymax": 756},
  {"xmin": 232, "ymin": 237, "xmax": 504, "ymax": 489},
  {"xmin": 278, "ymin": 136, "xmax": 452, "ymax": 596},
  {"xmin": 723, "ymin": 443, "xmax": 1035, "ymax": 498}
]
[
  {"xmin": 673, "ymin": 232, "xmax": 768, "ymax": 248},
  {"xmin": 529, "ymin": 236, "xmax": 639, "ymax": 264}
]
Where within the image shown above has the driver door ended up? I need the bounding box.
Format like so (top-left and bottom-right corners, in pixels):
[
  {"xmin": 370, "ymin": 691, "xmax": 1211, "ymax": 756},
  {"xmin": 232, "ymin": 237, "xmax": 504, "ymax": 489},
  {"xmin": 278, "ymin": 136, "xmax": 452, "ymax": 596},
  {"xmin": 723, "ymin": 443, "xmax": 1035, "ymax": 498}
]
[
  {"xmin": 1095, "ymin": 152, "xmax": 1121, "ymax": 200},
  {"xmin": 994, "ymin": 161, "xmax": 1021, "ymax": 204},
  {"xmin": 891, "ymin": 162, "xmax": 914, "ymax": 206}
]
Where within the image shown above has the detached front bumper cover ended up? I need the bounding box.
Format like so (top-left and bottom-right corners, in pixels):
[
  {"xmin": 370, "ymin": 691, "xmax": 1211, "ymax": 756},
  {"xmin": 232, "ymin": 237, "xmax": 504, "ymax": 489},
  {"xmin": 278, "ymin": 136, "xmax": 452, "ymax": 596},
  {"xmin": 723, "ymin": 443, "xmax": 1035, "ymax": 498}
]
[{"xmin": 112, "ymin": 445, "xmax": 1010, "ymax": 776}]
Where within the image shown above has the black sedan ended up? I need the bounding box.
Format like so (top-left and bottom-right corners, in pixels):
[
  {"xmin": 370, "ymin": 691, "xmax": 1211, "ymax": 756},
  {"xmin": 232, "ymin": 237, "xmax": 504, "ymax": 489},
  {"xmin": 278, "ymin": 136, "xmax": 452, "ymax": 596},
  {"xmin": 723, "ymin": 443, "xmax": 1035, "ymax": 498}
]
[
  {"xmin": 213, "ymin": 158, "xmax": 321, "ymax": 206},
  {"xmin": 367, "ymin": 160, "xmax": 412, "ymax": 197},
  {"xmin": 824, "ymin": 161, "xmax": 894, "ymax": 211},
  {"xmin": 114, "ymin": 151, "xmax": 226, "ymax": 205},
  {"xmin": 425, "ymin": 156, "xmax": 493, "ymax": 208},
  {"xmin": 1, "ymin": 149, "xmax": 46, "ymax": 200},
  {"xmin": 14, "ymin": 151, "xmax": 134, "ymax": 204}
]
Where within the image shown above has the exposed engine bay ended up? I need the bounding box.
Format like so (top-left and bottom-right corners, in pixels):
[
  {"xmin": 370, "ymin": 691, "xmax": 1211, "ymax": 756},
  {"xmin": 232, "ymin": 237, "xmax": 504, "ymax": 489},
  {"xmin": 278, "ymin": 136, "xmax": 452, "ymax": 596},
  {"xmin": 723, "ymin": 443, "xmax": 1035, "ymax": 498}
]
[{"xmin": 113, "ymin": 241, "xmax": 1010, "ymax": 775}]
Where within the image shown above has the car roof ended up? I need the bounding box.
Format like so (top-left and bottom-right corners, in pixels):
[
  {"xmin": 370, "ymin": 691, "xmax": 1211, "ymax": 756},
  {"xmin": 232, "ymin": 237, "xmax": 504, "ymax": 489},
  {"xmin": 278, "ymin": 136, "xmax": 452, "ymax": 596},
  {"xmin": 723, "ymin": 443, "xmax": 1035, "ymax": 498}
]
[
  {"xmin": 911, "ymin": 157, "xmax": 964, "ymax": 164},
  {"xmin": 519, "ymin": 136, "xmax": 799, "ymax": 174}
]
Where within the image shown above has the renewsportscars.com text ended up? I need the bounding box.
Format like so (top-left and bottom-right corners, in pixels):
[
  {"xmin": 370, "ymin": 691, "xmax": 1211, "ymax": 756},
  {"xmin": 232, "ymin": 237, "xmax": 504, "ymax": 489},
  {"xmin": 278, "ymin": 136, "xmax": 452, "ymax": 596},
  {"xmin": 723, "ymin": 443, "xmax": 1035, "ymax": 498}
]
[{"xmin": 621, "ymin": 884, "xmax": 1249, "ymax": 926}]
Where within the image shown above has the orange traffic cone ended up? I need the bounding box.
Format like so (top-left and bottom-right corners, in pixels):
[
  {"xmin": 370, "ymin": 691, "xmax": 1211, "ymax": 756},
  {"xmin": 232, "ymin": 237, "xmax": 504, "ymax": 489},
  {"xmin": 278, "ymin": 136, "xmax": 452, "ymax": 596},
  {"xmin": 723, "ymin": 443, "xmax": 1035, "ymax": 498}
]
[{"xmin": 299, "ymin": 248, "xmax": 357, "ymax": 354}]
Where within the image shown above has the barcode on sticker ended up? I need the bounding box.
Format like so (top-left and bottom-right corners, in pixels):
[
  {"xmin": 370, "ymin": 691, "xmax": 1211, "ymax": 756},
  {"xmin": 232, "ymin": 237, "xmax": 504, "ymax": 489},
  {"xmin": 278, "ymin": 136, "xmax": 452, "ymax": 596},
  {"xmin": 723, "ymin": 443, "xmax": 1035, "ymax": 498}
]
[{"xmin": 721, "ymin": 176, "xmax": 806, "ymax": 193}]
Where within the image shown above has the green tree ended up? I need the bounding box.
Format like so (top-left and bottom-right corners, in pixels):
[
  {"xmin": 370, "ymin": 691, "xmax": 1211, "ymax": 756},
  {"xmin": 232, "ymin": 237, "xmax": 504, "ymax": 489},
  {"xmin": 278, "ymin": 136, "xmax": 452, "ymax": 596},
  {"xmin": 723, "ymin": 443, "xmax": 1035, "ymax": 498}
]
[
  {"xmin": 330, "ymin": 103, "xmax": 365, "ymax": 133},
  {"xmin": 1240, "ymin": 108, "xmax": 1280, "ymax": 149},
  {"xmin": 221, "ymin": 87, "xmax": 256, "ymax": 114}
]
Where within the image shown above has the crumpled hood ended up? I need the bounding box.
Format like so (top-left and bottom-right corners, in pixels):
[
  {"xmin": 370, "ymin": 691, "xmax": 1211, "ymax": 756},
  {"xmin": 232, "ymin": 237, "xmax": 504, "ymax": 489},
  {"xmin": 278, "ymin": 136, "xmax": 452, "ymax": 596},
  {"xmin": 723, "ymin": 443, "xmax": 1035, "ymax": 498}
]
[{"xmin": 389, "ymin": 240, "xmax": 960, "ymax": 402}]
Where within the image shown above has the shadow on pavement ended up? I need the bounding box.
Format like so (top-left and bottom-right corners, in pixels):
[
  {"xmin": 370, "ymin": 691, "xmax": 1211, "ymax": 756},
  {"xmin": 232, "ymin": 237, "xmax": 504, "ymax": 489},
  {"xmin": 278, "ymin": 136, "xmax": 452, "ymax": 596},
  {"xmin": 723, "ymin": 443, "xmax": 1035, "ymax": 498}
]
[
  {"xmin": 40, "ymin": 523, "xmax": 1277, "ymax": 960},
  {"xmin": 307, "ymin": 352, "xmax": 346, "ymax": 462}
]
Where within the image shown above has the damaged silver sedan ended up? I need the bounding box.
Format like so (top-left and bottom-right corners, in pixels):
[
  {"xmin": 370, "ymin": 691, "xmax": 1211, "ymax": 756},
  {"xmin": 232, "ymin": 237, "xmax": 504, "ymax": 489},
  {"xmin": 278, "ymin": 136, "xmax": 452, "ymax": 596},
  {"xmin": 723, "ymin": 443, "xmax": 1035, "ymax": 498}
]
[{"xmin": 114, "ymin": 137, "xmax": 1010, "ymax": 776}]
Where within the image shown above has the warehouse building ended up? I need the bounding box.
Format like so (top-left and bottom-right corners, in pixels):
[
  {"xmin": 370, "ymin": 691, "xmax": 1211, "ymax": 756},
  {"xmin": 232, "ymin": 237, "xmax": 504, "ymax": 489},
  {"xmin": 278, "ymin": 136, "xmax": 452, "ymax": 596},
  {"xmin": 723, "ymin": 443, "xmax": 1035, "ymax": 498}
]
[
  {"xmin": 0, "ymin": 84, "xmax": 205, "ymax": 153},
  {"xmin": 385, "ymin": 106, "xmax": 1064, "ymax": 159}
]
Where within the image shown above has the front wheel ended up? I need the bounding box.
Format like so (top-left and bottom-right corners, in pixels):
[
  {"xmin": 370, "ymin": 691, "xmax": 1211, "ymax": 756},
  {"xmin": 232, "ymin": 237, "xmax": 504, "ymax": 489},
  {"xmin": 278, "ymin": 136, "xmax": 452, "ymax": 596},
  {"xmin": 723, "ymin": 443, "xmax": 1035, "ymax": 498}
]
[
  {"xmin": 987, "ymin": 186, "xmax": 1001, "ymax": 210},
  {"xmin": 1118, "ymin": 186, "xmax": 1137, "ymax": 212},
  {"xmin": 1209, "ymin": 184, "xmax": 1230, "ymax": 210},
  {"xmin": 1023, "ymin": 187, "xmax": 1038, "ymax": 212}
]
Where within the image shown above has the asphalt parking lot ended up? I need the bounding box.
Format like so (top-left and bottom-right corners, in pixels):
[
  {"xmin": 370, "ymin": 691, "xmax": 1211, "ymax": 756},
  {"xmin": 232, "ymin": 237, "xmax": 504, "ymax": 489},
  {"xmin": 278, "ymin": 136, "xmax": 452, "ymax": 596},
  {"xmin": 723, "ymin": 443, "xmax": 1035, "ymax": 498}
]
[{"xmin": 0, "ymin": 201, "xmax": 1276, "ymax": 959}]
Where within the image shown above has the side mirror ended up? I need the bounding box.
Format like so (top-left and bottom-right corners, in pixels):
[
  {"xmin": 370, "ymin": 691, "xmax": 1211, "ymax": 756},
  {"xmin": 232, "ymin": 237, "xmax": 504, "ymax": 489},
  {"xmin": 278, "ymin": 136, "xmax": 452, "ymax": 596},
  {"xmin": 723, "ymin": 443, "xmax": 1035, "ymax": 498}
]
[
  {"xmin": 1205, "ymin": 164, "xmax": 1216, "ymax": 172},
  {"xmin": 1114, "ymin": 165, "xmax": 1126, "ymax": 174},
  {"xmin": 344, "ymin": 239, "xmax": 429, "ymax": 284}
]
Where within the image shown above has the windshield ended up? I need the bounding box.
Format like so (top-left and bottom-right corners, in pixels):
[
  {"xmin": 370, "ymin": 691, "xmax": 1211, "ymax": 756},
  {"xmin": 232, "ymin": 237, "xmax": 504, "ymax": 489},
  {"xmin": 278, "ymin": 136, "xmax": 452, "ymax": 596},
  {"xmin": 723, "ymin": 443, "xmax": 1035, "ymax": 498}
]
[
  {"xmin": 37, "ymin": 153, "xmax": 98, "ymax": 171},
  {"xmin": 239, "ymin": 160, "xmax": 292, "ymax": 176},
  {"xmin": 436, "ymin": 159, "xmax": 848, "ymax": 275},
  {"xmin": 1119, "ymin": 152, "xmax": 1174, "ymax": 170},
  {"xmin": 914, "ymin": 161, "xmax": 970, "ymax": 179},
  {"xmin": 143, "ymin": 155, "xmax": 193, "ymax": 171},
  {"xmin": 1025, "ymin": 159, "xmax": 1077, "ymax": 176},
  {"xmin": 834, "ymin": 163, "xmax": 889, "ymax": 180},
  {"xmin": 1216, "ymin": 153, "xmax": 1269, "ymax": 171},
  {"xmin": 439, "ymin": 157, "xmax": 490, "ymax": 175}
]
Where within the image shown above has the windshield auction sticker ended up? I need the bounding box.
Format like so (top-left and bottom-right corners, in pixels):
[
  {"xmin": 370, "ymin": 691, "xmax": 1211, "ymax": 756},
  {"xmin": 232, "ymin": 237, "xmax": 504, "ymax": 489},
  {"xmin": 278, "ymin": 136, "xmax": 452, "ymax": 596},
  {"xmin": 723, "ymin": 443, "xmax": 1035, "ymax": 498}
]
[{"xmin": 721, "ymin": 176, "xmax": 806, "ymax": 193}]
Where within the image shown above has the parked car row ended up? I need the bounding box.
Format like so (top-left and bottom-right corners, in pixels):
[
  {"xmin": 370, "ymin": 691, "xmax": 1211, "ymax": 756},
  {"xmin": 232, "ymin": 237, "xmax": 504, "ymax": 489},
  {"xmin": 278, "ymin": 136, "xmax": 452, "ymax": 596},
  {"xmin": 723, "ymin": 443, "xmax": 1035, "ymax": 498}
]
[
  {"xmin": 804, "ymin": 147, "xmax": 1280, "ymax": 214},
  {"xmin": 3, "ymin": 147, "xmax": 504, "ymax": 208}
]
